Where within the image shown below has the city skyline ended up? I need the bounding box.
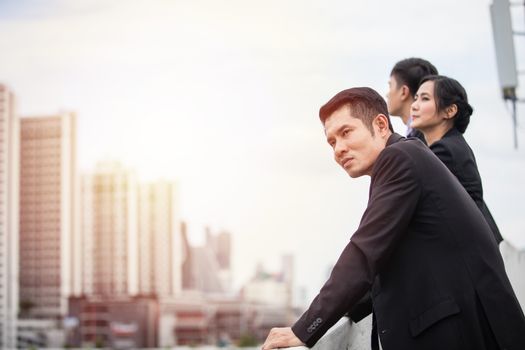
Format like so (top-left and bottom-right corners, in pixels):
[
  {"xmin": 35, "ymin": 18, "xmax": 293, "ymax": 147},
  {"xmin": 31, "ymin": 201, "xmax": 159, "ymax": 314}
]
[
  {"xmin": 10, "ymin": 112, "xmax": 252, "ymax": 347},
  {"xmin": 1, "ymin": 0, "xmax": 524, "ymax": 304}
]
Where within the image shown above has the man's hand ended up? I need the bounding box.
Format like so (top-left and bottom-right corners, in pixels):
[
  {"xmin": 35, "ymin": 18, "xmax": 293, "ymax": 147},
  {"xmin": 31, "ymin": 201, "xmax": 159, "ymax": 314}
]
[{"xmin": 261, "ymin": 327, "xmax": 305, "ymax": 349}]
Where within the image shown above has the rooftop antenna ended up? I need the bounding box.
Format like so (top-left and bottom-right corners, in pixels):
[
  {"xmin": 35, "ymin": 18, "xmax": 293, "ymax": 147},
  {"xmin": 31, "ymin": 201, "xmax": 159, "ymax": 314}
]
[{"xmin": 490, "ymin": 0, "xmax": 523, "ymax": 148}]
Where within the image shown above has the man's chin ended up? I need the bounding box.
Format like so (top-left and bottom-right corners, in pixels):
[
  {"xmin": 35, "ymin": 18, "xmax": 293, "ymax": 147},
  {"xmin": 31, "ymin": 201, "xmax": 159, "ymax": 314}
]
[{"xmin": 346, "ymin": 169, "xmax": 361, "ymax": 178}]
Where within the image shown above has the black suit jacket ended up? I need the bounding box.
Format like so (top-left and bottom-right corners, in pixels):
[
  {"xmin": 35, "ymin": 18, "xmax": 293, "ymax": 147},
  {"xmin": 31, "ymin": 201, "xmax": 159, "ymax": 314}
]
[
  {"xmin": 430, "ymin": 127, "xmax": 503, "ymax": 244},
  {"xmin": 292, "ymin": 134, "xmax": 525, "ymax": 349},
  {"xmin": 407, "ymin": 127, "xmax": 426, "ymax": 144}
]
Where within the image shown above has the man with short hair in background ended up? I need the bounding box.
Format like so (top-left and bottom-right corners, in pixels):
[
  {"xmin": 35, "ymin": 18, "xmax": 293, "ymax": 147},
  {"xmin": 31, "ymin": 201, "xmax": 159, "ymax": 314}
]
[{"xmin": 386, "ymin": 57, "xmax": 437, "ymax": 141}]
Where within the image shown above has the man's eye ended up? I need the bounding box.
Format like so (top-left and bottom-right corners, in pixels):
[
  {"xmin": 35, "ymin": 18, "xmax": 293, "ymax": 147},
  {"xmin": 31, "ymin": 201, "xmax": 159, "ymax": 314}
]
[{"xmin": 342, "ymin": 129, "xmax": 350, "ymax": 136}]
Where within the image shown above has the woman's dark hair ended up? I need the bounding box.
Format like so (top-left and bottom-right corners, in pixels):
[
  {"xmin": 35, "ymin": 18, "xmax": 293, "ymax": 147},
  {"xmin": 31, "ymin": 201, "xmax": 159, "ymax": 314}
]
[{"xmin": 419, "ymin": 75, "xmax": 473, "ymax": 134}]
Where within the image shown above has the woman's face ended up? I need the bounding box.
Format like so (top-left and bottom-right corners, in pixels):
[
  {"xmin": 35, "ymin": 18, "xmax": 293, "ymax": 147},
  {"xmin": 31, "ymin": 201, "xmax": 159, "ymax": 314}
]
[{"xmin": 410, "ymin": 81, "xmax": 447, "ymax": 132}]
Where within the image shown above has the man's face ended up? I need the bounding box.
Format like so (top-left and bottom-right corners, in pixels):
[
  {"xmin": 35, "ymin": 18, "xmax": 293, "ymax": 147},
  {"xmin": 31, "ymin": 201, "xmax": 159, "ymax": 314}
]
[
  {"xmin": 325, "ymin": 106, "xmax": 386, "ymax": 178},
  {"xmin": 386, "ymin": 75, "xmax": 404, "ymax": 117}
]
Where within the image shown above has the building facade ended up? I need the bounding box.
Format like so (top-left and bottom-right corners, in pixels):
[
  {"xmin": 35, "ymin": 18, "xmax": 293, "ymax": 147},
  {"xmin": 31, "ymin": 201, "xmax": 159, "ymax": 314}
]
[
  {"xmin": 82, "ymin": 162, "xmax": 138, "ymax": 296},
  {"xmin": 68, "ymin": 295, "xmax": 159, "ymax": 349},
  {"xmin": 206, "ymin": 229, "xmax": 232, "ymax": 292},
  {"xmin": 159, "ymin": 293, "xmax": 290, "ymax": 347},
  {"xmin": 242, "ymin": 255, "xmax": 294, "ymax": 310},
  {"xmin": 137, "ymin": 181, "xmax": 182, "ymax": 297},
  {"xmin": 0, "ymin": 84, "xmax": 19, "ymax": 348},
  {"xmin": 19, "ymin": 112, "xmax": 78, "ymax": 319}
]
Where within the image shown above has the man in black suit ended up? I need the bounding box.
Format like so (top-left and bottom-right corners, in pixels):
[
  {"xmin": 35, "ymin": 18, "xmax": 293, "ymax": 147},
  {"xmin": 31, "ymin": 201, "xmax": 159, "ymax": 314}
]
[{"xmin": 262, "ymin": 87, "xmax": 525, "ymax": 350}]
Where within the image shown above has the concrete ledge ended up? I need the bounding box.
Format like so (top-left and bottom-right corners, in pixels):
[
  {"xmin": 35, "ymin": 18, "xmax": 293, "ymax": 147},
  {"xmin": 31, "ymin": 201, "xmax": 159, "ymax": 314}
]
[{"xmin": 282, "ymin": 315, "xmax": 372, "ymax": 350}]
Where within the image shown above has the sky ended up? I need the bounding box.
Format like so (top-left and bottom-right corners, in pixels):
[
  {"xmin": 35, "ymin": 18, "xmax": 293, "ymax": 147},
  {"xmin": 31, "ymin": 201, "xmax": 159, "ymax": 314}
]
[{"xmin": 1, "ymin": 0, "xmax": 524, "ymax": 305}]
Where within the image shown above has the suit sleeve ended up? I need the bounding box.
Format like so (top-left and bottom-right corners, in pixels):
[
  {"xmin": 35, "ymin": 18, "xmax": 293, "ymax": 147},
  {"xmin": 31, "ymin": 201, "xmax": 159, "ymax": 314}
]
[
  {"xmin": 347, "ymin": 291, "xmax": 372, "ymax": 322},
  {"xmin": 292, "ymin": 146, "xmax": 421, "ymax": 347}
]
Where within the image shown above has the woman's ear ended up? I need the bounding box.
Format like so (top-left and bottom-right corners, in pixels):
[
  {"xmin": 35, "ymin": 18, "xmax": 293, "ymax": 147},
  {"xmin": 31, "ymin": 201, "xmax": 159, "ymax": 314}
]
[{"xmin": 444, "ymin": 104, "xmax": 458, "ymax": 119}]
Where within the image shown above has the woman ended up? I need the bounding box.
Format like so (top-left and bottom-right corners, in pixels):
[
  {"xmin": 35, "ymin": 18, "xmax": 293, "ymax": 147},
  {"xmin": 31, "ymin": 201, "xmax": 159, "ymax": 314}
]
[{"xmin": 410, "ymin": 75, "xmax": 503, "ymax": 244}]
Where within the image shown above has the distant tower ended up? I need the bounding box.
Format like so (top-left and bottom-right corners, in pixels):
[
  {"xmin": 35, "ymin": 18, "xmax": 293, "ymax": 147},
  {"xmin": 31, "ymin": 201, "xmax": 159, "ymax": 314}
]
[
  {"xmin": 19, "ymin": 112, "xmax": 78, "ymax": 319},
  {"xmin": 82, "ymin": 162, "xmax": 138, "ymax": 296},
  {"xmin": 180, "ymin": 221, "xmax": 194, "ymax": 290},
  {"xmin": 137, "ymin": 181, "xmax": 182, "ymax": 297},
  {"xmin": 0, "ymin": 84, "xmax": 19, "ymax": 348},
  {"xmin": 206, "ymin": 229, "xmax": 232, "ymax": 292}
]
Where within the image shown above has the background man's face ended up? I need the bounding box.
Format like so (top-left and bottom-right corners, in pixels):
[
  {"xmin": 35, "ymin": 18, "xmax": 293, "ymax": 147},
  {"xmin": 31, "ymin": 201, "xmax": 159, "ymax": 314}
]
[
  {"xmin": 325, "ymin": 106, "xmax": 384, "ymax": 178},
  {"xmin": 386, "ymin": 75, "xmax": 404, "ymax": 117}
]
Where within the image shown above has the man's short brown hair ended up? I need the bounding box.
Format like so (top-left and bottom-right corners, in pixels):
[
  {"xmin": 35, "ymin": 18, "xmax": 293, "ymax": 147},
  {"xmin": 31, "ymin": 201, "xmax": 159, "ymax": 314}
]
[{"xmin": 319, "ymin": 87, "xmax": 394, "ymax": 134}]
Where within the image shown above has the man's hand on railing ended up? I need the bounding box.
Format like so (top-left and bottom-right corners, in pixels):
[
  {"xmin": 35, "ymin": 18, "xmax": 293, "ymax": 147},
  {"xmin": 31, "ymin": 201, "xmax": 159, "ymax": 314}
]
[{"xmin": 261, "ymin": 327, "xmax": 305, "ymax": 350}]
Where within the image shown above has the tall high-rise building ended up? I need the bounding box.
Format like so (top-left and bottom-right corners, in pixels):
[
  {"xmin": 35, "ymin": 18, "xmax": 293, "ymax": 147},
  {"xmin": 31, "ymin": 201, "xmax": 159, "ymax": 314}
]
[
  {"xmin": 19, "ymin": 112, "xmax": 79, "ymax": 319},
  {"xmin": 82, "ymin": 162, "xmax": 138, "ymax": 296},
  {"xmin": 0, "ymin": 84, "xmax": 19, "ymax": 348},
  {"xmin": 137, "ymin": 181, "xmax": 182, "ymax": 297}
]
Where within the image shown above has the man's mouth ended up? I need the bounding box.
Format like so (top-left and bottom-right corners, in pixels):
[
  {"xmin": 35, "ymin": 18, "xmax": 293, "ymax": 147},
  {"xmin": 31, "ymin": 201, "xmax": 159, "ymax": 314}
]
[{"xmin": 341, "ymin": 157, "xmax": 354, "ymax": 168}]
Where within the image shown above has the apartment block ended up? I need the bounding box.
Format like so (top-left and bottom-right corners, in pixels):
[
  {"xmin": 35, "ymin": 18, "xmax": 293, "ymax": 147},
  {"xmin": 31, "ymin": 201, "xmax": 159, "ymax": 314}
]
[{"xmin": 19, "ymin": 112, "xmax": 78, "ymax": 319}]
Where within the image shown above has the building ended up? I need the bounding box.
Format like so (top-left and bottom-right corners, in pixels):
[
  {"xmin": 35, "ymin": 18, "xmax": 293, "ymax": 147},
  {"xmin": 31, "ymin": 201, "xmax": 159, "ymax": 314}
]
[
  {"xmin": 206, "ymin": 228, "xmax": 231, "ymax": 271},
  {"xmin": 81, "ymin": 162, "xmax": 138, "ymax": 296},
  {"xmin": 180, "ymin": 222, "xmax": 194, "ymax": 290},
  {"xmin": 213, "ymin": 298, "xmax": 250, "ymax": 345},
  {"xmin": 159, "ymin": 292, "xmax": 290, "ymax": 347},
  {"xmin": 190, "ymin": 244, "xmax": 226, "ymax": 294},
  {"xmin": 206, "ymin": 228, "xmax": 232, "ymax": 292},
  {"xmin": 67, "ymin": 295, "xmax": 159, "ymax": 349},
  {"xmin": 137, "ymin": 181, "xmax": 182, "ymax": 297},
  {"xmin": 242, "ymin": 255, "xmax": 294, "ymax": 310},
  {"xmin": 17, "ymin": 318, "xmax": 66, "ymax": 348},
  {"xmin": 181, "ymin": 227, "xmax": 232, "ymax": 294},
  {"xmin": 0, "ymin": 84, "xmax": 19, "ymax": 348},
  {"xmin": 19, "ymin": 112, "xmax": 79, "ymax": 319},
  {"xmin": 161, "ymin": 292, "xmax": 217, "ymax": 346}
]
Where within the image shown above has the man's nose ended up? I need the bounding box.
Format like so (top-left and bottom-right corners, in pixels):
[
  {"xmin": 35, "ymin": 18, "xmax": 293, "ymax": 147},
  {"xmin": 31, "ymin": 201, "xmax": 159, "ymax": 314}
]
[{"xmin": 334, "ymin": 141, "xmax": 346, "ymax": 159}]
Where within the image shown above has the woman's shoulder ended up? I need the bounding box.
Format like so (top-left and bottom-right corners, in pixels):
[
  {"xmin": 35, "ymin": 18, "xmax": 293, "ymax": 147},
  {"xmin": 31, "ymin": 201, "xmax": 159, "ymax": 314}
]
[{"xmin": 431, "ymin": 129, "xmax": 470, "ymax": 155}]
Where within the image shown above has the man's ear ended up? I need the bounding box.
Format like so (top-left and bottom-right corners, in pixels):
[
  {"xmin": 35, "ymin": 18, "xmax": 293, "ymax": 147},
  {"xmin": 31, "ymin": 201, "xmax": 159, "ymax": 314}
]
[
  {"xmin": 400, "ymin": 85, "xmax": 411, "ymax": 101},
  {"xmin": 374, "ymin": 114, "xmax": 390, "ymax": 136}
]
